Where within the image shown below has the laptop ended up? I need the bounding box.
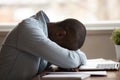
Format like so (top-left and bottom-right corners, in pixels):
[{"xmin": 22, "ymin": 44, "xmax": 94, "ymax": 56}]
[{"xmin": 79, "ymin": 58, "xmax": 120, "ymax": 71}]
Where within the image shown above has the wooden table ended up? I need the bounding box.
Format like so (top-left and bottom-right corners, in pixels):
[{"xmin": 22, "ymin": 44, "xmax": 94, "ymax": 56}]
[
  {"xmin": 85, "ymin": 70, "xmax": 120, "ymax": 80},
  {"xmin": 33, "ymin": 70, "xmax": 120, "ymax": 80}
]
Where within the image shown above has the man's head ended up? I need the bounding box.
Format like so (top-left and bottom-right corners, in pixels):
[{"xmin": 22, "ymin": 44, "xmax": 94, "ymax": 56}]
[{"xmin": 47, "ymin": 18, "xmax": 86, "ymax": 50}]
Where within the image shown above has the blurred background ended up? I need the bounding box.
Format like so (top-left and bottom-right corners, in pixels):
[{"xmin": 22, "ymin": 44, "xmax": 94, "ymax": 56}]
[
  {"xmin": 0, "ymin": 0, "xmax": 120, "ymax": 23},
  {"xmin": 0, "ymin": 0, "xmax": 120, "ymax": 59}
]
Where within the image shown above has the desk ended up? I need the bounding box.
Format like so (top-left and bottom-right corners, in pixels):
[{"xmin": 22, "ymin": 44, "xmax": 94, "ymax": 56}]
[
  {"xmin": 33, "ymin": 70, "xmax": 120, "ymax": 80},
  {"xmin": 85, "ymin": 70, "xmax": 120, "ymax": 80}
]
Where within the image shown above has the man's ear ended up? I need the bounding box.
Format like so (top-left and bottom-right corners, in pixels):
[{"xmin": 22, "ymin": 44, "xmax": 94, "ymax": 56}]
[{"xmin": 57, "ymin": 30, "xmax": 66, "ymax": 39}]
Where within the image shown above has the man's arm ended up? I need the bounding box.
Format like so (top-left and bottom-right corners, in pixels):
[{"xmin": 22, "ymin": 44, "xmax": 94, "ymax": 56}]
[{"xmin": 17, "ymin": 18, "xmax": 87, "ymax": 68}]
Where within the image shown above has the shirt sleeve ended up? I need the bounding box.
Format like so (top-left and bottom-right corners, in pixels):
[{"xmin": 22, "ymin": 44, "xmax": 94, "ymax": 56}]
[
  {"xmin": 76, "ymin": 50, "xmax": 87, "ymax": 65},
  {"xmin": 17, "ymin": 18, "xmax": 87, "ymax": 68}
]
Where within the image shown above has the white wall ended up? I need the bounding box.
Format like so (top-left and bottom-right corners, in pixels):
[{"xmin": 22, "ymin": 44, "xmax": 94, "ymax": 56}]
[{"xmin": 81, "ymin": 29, "xmax": 115, "ymax": 59}]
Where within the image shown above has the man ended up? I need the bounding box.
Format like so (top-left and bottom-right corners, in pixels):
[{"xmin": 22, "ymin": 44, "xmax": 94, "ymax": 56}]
[{"xmin": 0, "ymin": 11, "xmax": 87, "ymax": 80}]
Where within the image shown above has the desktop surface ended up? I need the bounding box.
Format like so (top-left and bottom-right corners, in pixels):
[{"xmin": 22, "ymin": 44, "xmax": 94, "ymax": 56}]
[
  {"xmin": 32, "ymin": 69, "xmax": 120, "ymax": 80},
  {"xmin": 32, "ymin": 59, "xmax": 120, "ymax": 80}
]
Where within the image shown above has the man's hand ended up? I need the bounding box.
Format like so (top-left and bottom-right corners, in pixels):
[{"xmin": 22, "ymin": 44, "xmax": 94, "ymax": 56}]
[
  {"xmin": 56, "ymin": 67, "xmax": 80, "ymax": 72},
  {"xmin": 46, "ymin": 65, "xmax": 80, "ymax": 72}
]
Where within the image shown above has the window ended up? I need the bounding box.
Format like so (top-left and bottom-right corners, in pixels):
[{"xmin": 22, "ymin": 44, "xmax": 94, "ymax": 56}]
[{"xmin": 0, "ymin": 0, "xmax": 120, "ymax": 23}]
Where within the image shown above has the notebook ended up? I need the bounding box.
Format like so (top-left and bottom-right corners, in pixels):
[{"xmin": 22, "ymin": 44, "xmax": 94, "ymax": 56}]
[
  {"xmin": 79, "ymin": 58, "xmax": 120, "ymax": 71},
  {"xmin": 42, "ymin": 72, "xmax": 90, "ymax": 80}
]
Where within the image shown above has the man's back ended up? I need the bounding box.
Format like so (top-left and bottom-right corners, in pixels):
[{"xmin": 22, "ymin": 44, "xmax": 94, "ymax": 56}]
[
  {"xmin": 0, "ymin": 11, "xmax": 49, "ymax": 80},
  {"xmin": 0, "ymin": 18, "xmax": 42, "ymax": 80}
]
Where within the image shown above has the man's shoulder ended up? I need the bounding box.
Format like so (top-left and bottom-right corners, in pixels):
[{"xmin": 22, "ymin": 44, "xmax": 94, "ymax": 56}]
[
  {"xmin": 21, "ymin": 17, "xmax": 39, "ymax": 25},
  {"xmin": 17, "ymin": 17, "xmax": 40, "ymax": 30}
]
